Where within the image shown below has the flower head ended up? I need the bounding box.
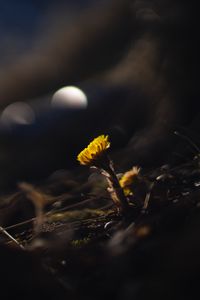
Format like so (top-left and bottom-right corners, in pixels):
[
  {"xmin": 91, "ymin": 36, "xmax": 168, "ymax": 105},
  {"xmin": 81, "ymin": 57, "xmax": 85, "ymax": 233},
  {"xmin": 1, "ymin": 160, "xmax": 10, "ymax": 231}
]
[
  {"xmin": 77, "ymin": 135, "xmax": 110, "ymax": 166},
  {"xmin": 119, "ymin": 166, "xmax": 140, "ymax": 196}
]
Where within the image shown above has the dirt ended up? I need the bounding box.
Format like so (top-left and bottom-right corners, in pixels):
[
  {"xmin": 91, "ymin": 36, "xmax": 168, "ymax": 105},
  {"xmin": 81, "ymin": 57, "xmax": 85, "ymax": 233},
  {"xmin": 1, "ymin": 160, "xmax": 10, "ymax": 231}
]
[{"xmin": 1, "ymin": 157, "xmax": 200, "ymax": 299}]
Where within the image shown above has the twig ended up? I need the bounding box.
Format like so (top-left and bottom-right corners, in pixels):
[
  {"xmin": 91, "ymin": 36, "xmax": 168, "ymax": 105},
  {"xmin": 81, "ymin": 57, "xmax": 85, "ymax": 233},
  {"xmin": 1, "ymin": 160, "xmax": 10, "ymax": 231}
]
[
  {"xmin": 0, "ymin": 226, "xmax": 25, "ymax": 249},
  {"xmin": 143, "ymin": 182, "xmax": 155, "ymax": 210}
]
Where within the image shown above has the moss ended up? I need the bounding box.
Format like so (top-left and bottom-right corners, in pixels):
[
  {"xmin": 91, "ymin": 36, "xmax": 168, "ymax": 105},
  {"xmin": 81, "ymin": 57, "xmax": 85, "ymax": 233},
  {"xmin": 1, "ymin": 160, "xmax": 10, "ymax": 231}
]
[
  {"xmin": 70, "ymin": 236, "xmax": 91, "ymax": 248},
  {"xmin": 47, "ymin": 208, "xmax": 114, "ymax": 223}
]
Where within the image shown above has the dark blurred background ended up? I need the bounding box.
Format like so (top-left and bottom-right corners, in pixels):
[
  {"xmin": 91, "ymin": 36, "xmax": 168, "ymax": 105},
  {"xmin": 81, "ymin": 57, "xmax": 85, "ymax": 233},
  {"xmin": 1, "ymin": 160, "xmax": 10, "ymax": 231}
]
[{"xmin": 0, "ymin": 0, "xmax": 199, "ymax": 192}]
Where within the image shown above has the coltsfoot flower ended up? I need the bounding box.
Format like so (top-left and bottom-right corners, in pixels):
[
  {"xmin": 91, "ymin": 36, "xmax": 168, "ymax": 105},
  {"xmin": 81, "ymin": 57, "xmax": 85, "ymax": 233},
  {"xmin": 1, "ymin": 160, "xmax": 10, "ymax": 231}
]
[
  {"xmin": 77, "ymin": 135, "xmax": 110, "ymax": 166},
  {"xmin": 77, "ymin": 134, "xmax": 129, "ymax": 213},
  {"xmin": 119, "ymin": 166, "xmax": 140, "ymax": 196}
]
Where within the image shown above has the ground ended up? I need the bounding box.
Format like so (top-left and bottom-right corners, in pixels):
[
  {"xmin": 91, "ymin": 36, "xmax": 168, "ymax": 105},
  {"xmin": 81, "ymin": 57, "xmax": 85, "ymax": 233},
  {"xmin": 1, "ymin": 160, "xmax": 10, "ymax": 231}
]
[{"xmin": 1, "ymin": 154, "xmax": 200, "ymax": 299}]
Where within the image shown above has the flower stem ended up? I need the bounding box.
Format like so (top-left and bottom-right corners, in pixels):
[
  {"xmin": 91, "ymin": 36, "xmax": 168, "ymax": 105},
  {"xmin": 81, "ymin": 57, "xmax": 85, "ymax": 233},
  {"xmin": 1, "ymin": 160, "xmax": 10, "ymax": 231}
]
[{"xmin": 100, "ymin": 158, "xmax": 129, "ymax": 213}]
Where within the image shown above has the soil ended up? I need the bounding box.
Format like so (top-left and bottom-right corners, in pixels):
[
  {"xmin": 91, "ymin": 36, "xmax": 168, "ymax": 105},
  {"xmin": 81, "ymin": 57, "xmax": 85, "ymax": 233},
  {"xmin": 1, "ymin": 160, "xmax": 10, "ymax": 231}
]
[{"xmin": 1, "ymin": 157, "xmax": 200, "ymax": 300}]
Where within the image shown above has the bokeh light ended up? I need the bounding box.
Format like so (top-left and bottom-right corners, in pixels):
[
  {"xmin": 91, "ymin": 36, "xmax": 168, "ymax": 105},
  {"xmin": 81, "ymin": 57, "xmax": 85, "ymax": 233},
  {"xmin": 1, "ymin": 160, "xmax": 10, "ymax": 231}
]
[
  {"xmin": 51, "ymin": 86, "xmax": 88, "ymax": 109},
  {"xmin": 0, "ymin": 102, "xmax": 35, "ymax": 128}
]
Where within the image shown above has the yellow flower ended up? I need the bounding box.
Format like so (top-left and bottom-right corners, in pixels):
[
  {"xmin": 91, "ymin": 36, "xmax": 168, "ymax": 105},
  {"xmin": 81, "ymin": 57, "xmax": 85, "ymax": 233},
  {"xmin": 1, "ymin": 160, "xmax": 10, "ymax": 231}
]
[
  {"xmin": 119, "ymin": 166, "xmax": 140, "ymax": 196},
  {"xmin": 77, "ymin": 135, "xmax": 110, "ymax": 165}
]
